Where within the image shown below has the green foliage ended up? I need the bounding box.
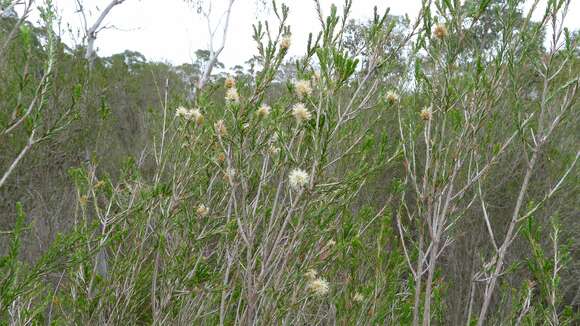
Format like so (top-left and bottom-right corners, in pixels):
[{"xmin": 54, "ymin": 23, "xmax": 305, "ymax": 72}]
[{"xmin": 0, "ymin": 0, "xmax": 578, "ymax": 324}]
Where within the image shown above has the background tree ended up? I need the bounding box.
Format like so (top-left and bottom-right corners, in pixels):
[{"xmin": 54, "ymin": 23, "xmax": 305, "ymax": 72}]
[{"xmin": 75, "ymin": 0, "xmax": 128, "ymax": 68}]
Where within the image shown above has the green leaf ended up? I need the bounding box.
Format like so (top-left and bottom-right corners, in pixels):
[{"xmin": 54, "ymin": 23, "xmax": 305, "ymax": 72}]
[
  {"xmin": 448, "ymin": 108, "xmax": 462, "ymax": 131},
  {"xmin": 19, "ymin": 24, "xmax": 32, "ymax": 49}
]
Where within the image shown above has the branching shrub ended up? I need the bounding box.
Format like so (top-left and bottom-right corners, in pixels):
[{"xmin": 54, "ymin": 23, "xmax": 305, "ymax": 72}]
[{"xmin": 0, "ymin": 0, "xmax": 578, "ymax": 325}]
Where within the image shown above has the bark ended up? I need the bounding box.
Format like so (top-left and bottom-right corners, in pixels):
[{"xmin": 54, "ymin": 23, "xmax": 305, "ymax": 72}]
[
  {"xmin": 83, "ymin": 0, "xmax": 127, "ymax": 67},
  {"xmin": 192, "ymin": 0, "xmax": 236, "ymax": 102}
]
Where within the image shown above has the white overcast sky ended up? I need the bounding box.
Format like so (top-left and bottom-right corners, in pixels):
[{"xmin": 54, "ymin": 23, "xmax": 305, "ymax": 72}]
[{"xmin": 34, "ymin": 0, "xmax": 580, "ymax": 68}]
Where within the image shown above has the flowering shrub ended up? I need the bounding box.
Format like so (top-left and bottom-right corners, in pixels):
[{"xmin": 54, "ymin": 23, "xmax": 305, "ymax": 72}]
[{"xmin": 0, "ymin": 0, "xmax": 578, "ymax": 325}]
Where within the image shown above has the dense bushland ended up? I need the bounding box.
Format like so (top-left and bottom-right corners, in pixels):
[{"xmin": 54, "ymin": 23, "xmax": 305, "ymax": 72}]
[{"xmin": 0, "ymin": 0, "xmax": 578, "ymax": 325}]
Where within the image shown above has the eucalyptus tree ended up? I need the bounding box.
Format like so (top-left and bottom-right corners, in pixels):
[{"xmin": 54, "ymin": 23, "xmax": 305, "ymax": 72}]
[
  {"xmin": 75, "ymin": 0, "xmax": 128, "ymax": 68},
  {"xmin": 186, "ymin": 0, "xmax": 237, "ymax": 102}
]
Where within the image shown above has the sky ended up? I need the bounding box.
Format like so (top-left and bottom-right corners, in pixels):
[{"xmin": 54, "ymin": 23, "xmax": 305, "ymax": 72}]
[{"xmin": 26, "ymin": 0, "xmax": 580, "ymax": 69}]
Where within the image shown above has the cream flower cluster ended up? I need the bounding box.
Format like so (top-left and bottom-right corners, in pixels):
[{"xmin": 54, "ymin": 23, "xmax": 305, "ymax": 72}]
[
  {"xmin": 215, "ymin": 120, "xmax": 228, "ymax": 136},
  {"xmin": 294, "ymin": 79, "xmax": 312, "ymax": 99},
  {"xmin": 308, "ymin": 277, "xmax": 329, "ymax": 296},
  {"xmin": 304, "ymin": 268, "xmax": 329, "ymax": 296},
  {"xmin": 225, "ymin": 87, "xmax": 240, "ymax": 104},
  {"xmin": 385, "ymin": 91, "xmax": 399, "ymax": 104},
  {"xmin": 224, "ymin": 75, "xmax": 236, "ymax": 88},
  {"xmin": 289, "ymin": 168, "xmax": 309, "ymax": 190},
  {"xmin": 196, "ymin": 204, "xmax": 209, "ymax": 217},
  {"xmin": 256, "ymin": 104, "xmax": 271, "ymax": 118},
  {"xmin": 353, "ymin": 292, "xmax": 364, "ymax": 302},
  {"xmin": 291, "ymin": 103, "xmax": 312, "ymax": 123},
  {"xmin": 175, "ymin": 107, "xmax": 204, "ymax": 125},
  {"xmin": 433, "ymin": 24, "xmax": 448, "ymax": 40},
  {"xmin": 420, "ymin": 107, "xmax": 432, "ymax": 121},
  {"xmin": 305, "ymin": 269, "xmax": 318, "ymax": 280},
  {"xmin": 280, "ymin": 34, "xmax": 291, "ymax": 50}
]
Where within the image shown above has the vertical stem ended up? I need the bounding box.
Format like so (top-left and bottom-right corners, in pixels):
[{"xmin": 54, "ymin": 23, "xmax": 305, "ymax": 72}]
[
  {"xmin": 412, "ymin": 230, "xmax": 424, "ymax": 326},
  {"xmin": 422, "ymin": 237, "xmax": 439, "ymax": 326},
  {"xmin": 477, "ymin": 151, "xmax": 539, "ymax": 326}
]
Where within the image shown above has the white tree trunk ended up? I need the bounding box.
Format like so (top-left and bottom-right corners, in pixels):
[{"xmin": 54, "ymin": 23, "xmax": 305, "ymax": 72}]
[
  {"xmin": 192, "ymin": 0, "xmax": 236, "ymax": 102},
  {"xmin": 83, "ymin": 0, "xmax": 127, "ymax": 67}
]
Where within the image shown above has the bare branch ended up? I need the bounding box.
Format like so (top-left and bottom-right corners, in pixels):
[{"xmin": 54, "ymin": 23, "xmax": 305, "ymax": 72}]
[
  {"xmin": 194, "ymin": 0, "xmax": 236, "ymax": 99},
  {"xmin": 81, "ymin": 0, "xmax": 128, "ymax": 66},
  {"xmin": 0, "ymin": 129, "xmax": 36, "ymax": 189}
]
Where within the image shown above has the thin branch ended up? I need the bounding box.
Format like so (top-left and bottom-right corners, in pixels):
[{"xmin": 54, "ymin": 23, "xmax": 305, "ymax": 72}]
[{"xmin": 0, "ymin": 129, "xmax": 36, "ymax": 189}]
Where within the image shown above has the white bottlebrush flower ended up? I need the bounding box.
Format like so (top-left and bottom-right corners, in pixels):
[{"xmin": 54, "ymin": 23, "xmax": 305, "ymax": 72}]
[
  {"xmin": 176, "ymin": 107, "xmax": 204, "ymax": 125},
  {"xmin": 215, "ymin": 120, "xmax": 228, "ymax": 136},
  {"xmin": 225, "ymin": 87, "xmax": 240, "ymax": 104},
  {"xmin": 420, "ymin": 107, "xmax": 432, "ymax": 121},
  {"xmin": 280, "ymin": 34, "xmax": 291, "ymax": 49},
  {"xmin": 256, "ymin": 104, "xmax": 271, "ymax": 118},
  {"xmin": 308, "ymin": 277, "xmax": 329, "ymax": 296},
  {"xmin": 196, "ymin": 204, "xmax": 209, "ymax": 217},
  {"xmin": 433, "ymin": 23, "xmax": 448, "ymax": 40},
  {"xmin": 353, "ymin": 292, "xmax": 364, "ymax": 303},
  {"xmin": 305, "ymin": 269, "xmax": 318, "ymax": 280},
  {"xmin": 268, "ymin": 145, "xmax": 280, "ymax": 156},
  {"xmin": 291, "ymin": 103, "xmax": 312, "ymax": 123},
  {"xmin": 224, "ymin": 75, "xmax": 236, "ymax": 88},
  {"xmin": 385, "ymin": 91, "xmax": 400, "ymax": 104},
  {"xmin": 189, "ymin": 108, "xmax": 204, "ymax": 125},
  {"xmin": 294, "ymin": 79, "xmax": 312, "ymax": 99},
  {"xmin": 289, "ymin": 168, "xmax": 309, "ymax": 190},
  {"xmin": 183, "ymin": 110, "xmax": 195, "ymax": 120},
  {"xmin": 175, "ymin": 106, "xmax": 188, "ymax": 118}
]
